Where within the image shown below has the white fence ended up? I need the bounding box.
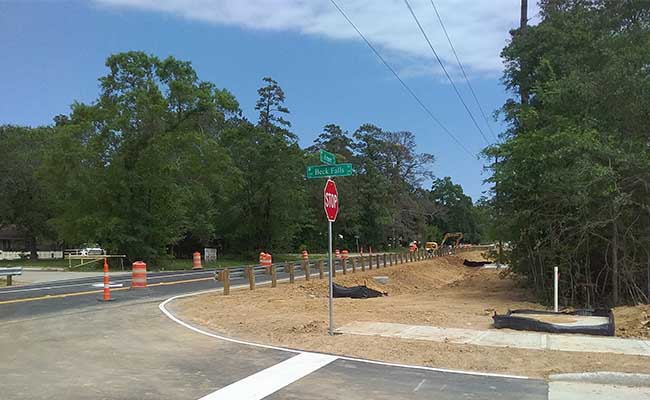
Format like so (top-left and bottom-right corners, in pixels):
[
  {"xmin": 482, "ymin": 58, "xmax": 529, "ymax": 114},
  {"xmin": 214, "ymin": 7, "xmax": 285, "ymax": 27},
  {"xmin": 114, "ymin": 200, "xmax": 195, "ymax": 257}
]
[{"xmin": 0, "ymin": 251, "xmax": 63, "ymax": 260}]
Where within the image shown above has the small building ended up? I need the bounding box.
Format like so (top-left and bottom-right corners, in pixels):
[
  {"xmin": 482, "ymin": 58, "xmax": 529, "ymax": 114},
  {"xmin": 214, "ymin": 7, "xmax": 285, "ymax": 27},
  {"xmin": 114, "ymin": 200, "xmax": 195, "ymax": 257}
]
[
  {"xmin": 0, "ymin": 225, "xmax": 63, "ymax": 260},
  {"xmin": 0, "ymin": 225, "xmax": 24, "ymax": 251}
]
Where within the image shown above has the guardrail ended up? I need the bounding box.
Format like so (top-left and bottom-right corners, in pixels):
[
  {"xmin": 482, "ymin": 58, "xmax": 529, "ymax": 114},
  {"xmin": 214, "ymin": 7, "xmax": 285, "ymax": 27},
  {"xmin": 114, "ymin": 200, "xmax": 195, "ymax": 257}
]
[
  {"xmin": 0, "ymin": 267, "xmax": 23, "ymax": 286},
  {"xmin": 213, "ymin": 246, "xmax": 488, "ymax": 295}
]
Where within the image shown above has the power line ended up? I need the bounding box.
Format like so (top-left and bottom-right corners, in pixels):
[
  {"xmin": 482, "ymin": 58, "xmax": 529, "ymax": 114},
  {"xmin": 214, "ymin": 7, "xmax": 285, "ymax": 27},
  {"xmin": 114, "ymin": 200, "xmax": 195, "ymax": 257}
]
[
  {"xmin": 328, "ymin": 0, "xmax": 475, "ymax": 158},
  {"xmin": 428, "ymin": 0, "xmax": 498, "ymax": 142},
  {"xmin": 403, "ymin": 0, "xmax": 492, "ymax": 146}
]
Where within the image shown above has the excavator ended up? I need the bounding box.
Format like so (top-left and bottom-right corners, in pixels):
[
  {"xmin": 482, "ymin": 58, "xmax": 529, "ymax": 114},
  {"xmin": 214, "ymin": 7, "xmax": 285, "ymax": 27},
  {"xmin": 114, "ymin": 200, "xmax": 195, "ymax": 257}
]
[{"xmin": 425, "ymin": 232, "xmax": 464, "ymax": 254}]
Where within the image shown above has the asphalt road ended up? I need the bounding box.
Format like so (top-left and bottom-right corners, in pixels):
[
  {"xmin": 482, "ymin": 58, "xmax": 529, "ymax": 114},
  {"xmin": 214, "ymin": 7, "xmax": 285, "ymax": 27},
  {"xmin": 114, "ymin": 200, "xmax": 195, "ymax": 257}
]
[{"xmin": 0, "ymin": 265, "xmax": 550, "ymax": 399}]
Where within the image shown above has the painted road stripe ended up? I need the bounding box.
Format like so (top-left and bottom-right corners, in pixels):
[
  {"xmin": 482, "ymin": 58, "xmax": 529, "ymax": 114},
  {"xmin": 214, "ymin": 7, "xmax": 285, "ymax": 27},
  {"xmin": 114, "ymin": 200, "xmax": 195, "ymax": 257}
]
[{"xmin": 198, "ymin": 352, "xmax": 337, "ymax": 400}]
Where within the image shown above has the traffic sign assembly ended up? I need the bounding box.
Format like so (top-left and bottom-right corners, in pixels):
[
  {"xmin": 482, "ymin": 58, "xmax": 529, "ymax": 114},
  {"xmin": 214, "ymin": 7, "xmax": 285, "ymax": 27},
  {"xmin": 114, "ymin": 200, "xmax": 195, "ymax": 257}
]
[
  {"xmin": 306, "ymin": 163, "xmax": 353, "ymax": 179},
  {"xmin": 323, "ymin": 179, "xmax": 339, "ymax": 222},
  {"xmin": 320, "ymin": 149, "xmax": 337, "ymax": 165}
]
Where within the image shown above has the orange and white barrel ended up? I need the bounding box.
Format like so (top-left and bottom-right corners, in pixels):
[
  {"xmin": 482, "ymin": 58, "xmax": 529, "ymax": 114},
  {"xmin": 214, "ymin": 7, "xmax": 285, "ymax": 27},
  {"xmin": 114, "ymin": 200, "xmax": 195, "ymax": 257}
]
[
  {"xmin": 132, "ymin": 261, "xmax": 147, "ymax": 288},
  {"xmin": 302, "ymin": 250, "xmax": 309, "ymax": 262},
  {"xmin": 192, "ymin": 251, "xmax": 202, "ymax": 270},
  {"xmin": 342, "ymin": 250, "xmax": 349, "ymax": 260},
  {"xmin": 102, "ymin": 258, "xmax": 111, "ymax": 301},
  {"xmin": 335, "ymin": 249, "xmax": 341, "ymax": 260},
  {"xmin": 261, "ymin": 252, "xmax": 272, "ymax": 273}
]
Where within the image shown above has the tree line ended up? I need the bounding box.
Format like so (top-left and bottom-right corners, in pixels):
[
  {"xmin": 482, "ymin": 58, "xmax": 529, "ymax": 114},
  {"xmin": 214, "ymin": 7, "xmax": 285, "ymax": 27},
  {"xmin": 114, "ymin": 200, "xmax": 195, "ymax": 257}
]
[
  {"xmin": 488, "ymin": 0, "xmax": 650, "ymax": 306},
  {"xmin": 0, "ymin": 51, "xmax": 490, "ymax": 264}
]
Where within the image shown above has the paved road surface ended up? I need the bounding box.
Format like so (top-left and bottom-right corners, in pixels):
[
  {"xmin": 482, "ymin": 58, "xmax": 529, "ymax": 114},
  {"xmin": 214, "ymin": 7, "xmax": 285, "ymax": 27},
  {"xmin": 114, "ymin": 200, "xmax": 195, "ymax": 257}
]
[{"xmin": 0, "ymin": 266, "xmax": 550, "ymax": 399}]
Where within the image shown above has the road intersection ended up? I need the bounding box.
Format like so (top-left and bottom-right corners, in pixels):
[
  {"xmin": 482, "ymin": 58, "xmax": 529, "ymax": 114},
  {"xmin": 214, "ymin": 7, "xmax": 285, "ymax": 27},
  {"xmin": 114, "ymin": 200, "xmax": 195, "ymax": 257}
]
[{"xmin": 0, "ymin": 268, "xmax": 554, "ymax": 399}]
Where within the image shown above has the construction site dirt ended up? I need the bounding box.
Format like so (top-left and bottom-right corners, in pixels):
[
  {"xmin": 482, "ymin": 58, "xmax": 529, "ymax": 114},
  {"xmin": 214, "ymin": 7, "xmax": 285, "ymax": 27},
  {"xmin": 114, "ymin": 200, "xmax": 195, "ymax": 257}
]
[{"xmin": 177, "ymin": 251, "xmax": 650, "ymax": 378}]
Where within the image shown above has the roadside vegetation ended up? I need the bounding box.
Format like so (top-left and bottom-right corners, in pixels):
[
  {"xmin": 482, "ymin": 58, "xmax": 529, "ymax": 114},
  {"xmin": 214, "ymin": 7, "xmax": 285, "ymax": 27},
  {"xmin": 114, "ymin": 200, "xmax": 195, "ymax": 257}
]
[
  {"xmin": 485, "ymin": 1, "xmax": 650, "ymax": 306},
  {"xmin": 0, "ymin": 55, "xmax": 490, "ymax": 266},
  {"xmin": 2, "ymin": 1, "xmax": 648, "ymax": 310}
]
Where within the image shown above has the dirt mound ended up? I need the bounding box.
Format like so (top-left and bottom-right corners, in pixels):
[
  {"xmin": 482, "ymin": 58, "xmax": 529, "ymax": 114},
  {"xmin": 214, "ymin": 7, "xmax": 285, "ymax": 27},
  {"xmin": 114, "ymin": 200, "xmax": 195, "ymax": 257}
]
[
  {"xmin": 285, "ymin": 256, "xmax": 470, "ymax": 298},
  {"xmin": 615, "ymin": 304, "xmax": 650, "ymax": 338}
]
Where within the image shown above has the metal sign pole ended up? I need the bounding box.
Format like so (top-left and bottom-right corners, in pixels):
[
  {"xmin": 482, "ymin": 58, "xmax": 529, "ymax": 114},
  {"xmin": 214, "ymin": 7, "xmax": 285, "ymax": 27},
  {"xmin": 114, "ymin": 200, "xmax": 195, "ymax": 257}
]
[{"xmin": 328, "ymin": 219, "xmax": 334, "ymax": 336}]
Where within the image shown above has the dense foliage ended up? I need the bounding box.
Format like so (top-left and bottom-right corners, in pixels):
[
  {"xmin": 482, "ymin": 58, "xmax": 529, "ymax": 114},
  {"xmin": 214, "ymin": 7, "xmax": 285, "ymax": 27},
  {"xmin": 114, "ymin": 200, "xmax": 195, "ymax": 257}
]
[
  {"xmin": 1, "ymin": 51, "xmax": 487, "ymax": 263},
  {"xmin": 487, "ymin": 0, "xmax": 650, "ymax": 305}
]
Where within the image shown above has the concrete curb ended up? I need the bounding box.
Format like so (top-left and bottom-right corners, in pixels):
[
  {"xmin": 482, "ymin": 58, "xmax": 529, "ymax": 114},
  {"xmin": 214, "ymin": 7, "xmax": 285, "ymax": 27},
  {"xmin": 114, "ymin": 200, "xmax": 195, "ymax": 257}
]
[{"xmin": 549, "ymin": 372, "xmax": 650, "ymax": 387}]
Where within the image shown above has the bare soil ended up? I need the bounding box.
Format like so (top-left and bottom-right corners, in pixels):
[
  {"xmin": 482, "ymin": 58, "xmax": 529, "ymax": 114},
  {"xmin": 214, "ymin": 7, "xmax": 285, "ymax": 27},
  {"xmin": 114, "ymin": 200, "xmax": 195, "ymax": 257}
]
[
  {"xmin": 615, "ymin": 304, "xmax": 650, "ymax": 338},
  {"xmin": 177, "ymin": 251, "xmax": 650, "ymax": 378}
]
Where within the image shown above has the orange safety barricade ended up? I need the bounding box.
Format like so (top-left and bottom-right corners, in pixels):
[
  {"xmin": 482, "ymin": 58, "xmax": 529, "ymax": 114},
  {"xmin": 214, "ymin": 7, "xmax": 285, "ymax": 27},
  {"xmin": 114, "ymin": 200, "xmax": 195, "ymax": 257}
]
[
  {"xmin": 102, "ymin": 258, "xmax": 111, "ymax": 301},
  {"xmin": 261, "ymin": 252, "xmax": 272, "ymax": 273},
  {"xmin": 132, "ymin": 261, "xmax": 147, "ymax": 288},
  {"xmin": 192, "ymin": 251, "xmax": 202, "ymax": 270},
  {"xmin": 302, "ymin": 250, "xmax": 309, "ymax": 262},
  {"xmin": 342, "ymin": 250, "xmax": 349, "ymax": 260}
]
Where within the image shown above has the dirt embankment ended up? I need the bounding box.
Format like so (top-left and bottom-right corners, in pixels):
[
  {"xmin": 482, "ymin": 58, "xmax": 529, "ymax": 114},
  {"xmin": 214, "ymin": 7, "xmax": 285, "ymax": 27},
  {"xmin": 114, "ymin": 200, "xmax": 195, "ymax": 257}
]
[
  {"xmin": 615, "ymin": 304, "xmax": 650, "ymax": 338},
  {"xmin": 176, "ymin": 251, "xmax": 650, "ymax": 378}
]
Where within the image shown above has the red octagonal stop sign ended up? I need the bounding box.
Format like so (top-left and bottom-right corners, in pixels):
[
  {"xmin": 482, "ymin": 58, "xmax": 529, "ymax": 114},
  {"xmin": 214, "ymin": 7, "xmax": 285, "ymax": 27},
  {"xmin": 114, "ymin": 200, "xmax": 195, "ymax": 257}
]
[{"xmin": 323, "ymin": 179, "xmax": 339, "ymax": 222}]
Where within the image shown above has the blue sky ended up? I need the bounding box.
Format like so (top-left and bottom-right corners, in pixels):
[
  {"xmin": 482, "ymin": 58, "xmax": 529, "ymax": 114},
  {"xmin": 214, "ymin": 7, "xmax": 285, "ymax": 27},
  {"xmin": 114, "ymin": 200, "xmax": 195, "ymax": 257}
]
[{"xmin": 0, "ymin": 0, "xmax": 536, "ymax": 201}]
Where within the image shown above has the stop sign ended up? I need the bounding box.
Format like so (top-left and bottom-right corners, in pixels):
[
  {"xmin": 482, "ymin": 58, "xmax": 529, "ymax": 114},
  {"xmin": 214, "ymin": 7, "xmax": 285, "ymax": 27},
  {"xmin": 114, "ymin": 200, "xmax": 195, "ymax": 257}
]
[{"xmin": 323, "ymin": 179, "xmax": 339, "ymax": 222}]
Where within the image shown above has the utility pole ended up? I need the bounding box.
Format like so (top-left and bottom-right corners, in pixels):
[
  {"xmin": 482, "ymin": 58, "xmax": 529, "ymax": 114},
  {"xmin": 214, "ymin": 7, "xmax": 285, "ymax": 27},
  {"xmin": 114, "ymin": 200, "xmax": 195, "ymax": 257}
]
[
  {"xmin": 520, "ymin": 0, "xmax": 528, "ymax": 31},
  {"xmin": 519, "ymin": 0, "xmax": 529, "ymax": 105}
]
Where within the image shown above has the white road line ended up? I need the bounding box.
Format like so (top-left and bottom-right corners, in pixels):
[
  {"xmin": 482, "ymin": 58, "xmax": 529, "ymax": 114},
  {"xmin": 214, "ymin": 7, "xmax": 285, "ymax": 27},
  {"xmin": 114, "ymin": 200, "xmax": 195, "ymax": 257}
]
[
  {"xmin": 158, "ymin": 287, "xmax": 531, "ymax": 380},
  {"xmin": 413, "ymin": 378, "xmax": 426, "ymax": 392},
  {"xmin": 198, "ymin": 352, "xmax": 337, "ymax": 400}
]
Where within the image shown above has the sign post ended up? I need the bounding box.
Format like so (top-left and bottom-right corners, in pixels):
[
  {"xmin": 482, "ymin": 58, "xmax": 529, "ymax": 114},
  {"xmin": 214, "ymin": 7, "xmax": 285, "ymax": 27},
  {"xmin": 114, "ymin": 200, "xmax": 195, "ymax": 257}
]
[{"xmin": 323, "ymin": 179, "xmax": 339, "ymax": 336}]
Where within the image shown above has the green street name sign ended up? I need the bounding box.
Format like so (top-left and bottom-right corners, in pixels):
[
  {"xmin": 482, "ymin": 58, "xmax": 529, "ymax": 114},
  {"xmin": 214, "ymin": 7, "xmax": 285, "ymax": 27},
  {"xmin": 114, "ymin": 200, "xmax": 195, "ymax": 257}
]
[
  {"xmin": 320, "ymin": 149, "xmax": 336, "ymax": 165},
  {"xmin": 307, "ymin": 163, "xmax": 353, "ymax": 179}
]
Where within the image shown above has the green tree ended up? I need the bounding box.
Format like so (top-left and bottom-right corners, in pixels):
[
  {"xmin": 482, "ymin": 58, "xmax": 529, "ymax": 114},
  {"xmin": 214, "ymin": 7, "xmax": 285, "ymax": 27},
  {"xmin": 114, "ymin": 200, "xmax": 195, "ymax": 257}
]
[
  {"xmin": 221, "ymin": 78, "xmax": 306, "ymax": 254},
  {"xmin": 46, "ymin": 51, "xmax": 241, "ymax": 263},
  {"xmin": 0, "ymin": 125, "xmax": 55, "ymax": 258},
  {"xmin": 255, "ymin": 76, "xmax": 292, "ymax": 137},
  {"xmin": 489, "ymin": 0, "xmax": 650, "ymax": 305},
  {"xmin": 429, "ymin": 177, "xmax": 479, "ymax": 243}
]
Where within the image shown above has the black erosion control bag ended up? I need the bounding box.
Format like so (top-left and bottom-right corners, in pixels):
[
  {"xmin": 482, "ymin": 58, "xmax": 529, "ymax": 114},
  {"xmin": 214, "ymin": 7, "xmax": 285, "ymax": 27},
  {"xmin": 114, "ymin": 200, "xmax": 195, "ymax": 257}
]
[
  {"xmin": 463, "ymin": 259, "xmax": 491, "ymax": 267},
  {"xmin": 333, "ymin": 283, "xmax": 385, "ymax": 299},
  {"xmin": 493, "ymin": 309, "xmax": 615, "ymax": 336}
]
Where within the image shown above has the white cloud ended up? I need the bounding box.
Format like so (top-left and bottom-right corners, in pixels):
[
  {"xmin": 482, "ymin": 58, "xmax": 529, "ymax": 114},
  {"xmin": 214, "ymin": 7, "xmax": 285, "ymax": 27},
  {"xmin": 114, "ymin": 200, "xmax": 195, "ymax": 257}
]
[{"xmin": 94, "ymin": 0, "xmax": 538, "ymax": 79}]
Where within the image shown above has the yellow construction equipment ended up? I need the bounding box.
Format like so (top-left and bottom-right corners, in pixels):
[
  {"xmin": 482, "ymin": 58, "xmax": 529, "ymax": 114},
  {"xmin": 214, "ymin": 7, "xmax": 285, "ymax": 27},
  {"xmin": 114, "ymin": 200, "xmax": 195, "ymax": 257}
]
[
  {"xmin": 425, "ymin": 242, "xmax": 438, "ymax": 253},
  {"xmin": 440, "ymin": 232, "xmax": 464, "ymax": 247}
]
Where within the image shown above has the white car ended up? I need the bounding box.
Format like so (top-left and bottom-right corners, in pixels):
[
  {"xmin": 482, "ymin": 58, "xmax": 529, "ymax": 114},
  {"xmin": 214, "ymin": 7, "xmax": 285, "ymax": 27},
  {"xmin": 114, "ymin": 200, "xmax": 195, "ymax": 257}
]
[{"xmin": 79, "ymin": 245, "xmax": 105, "ymax": 256}]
